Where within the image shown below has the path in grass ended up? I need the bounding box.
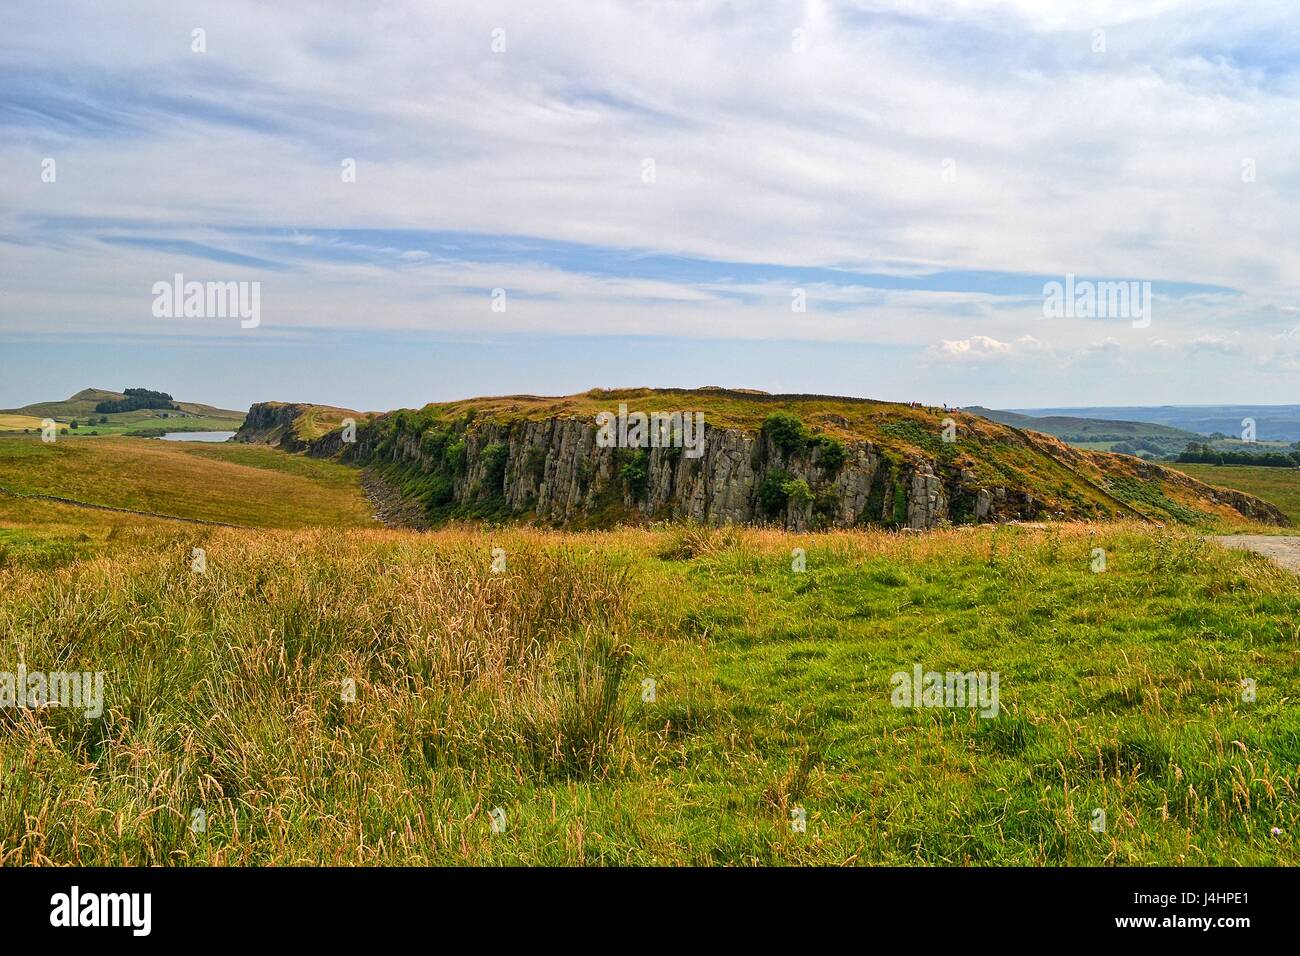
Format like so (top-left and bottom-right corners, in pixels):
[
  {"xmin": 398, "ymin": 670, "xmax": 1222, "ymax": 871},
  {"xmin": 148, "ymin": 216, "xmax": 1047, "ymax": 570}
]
[
  {"xmin": 1209, "ymin": 535, "xmax": 1300, "ymax": 573},
  {"xmin": 0, "ymin": 485, "xmax": 247, "ymax": 528}
]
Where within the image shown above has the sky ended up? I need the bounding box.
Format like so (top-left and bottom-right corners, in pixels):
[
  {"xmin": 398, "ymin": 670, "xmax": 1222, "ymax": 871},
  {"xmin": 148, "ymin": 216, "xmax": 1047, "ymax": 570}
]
[{"xmin": 3, "ymin": 0, "xmax": 1300, "ymax": 413}]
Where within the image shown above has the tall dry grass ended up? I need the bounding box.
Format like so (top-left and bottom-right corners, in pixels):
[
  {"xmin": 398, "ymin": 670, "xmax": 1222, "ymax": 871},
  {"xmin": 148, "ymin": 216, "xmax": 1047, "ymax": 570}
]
[{"xmin": 0, "ymin": 527, "xmax": 638, "ymax": 864}]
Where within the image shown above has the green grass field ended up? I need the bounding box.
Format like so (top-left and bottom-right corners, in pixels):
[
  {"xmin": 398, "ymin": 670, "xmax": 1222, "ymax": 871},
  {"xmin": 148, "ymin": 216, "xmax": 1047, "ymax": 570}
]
[
  {"xmin": 0, "ymin": 437, "xmax": 1297, "ymax": 865},
  {"xmin": 0, "ymin": 414, "xmax": 244, "ymax": 437},
  {"xmin": 78, "ymin": 415, "xmax": 244, "ymax": 437},
  {"xmin": 1170, "ymin": 463, "xmax": 1300, "ymax": 527},
  {"xmin": 1, "ymin": 415, "xmax": 243, "ymax": 437}
]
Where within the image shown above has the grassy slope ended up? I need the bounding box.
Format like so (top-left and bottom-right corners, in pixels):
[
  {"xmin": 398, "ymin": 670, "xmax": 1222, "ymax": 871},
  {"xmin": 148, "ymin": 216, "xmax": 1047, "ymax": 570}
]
[
  {"xmin": 0, "ymin": 435, "xmax": 375, "ymax": 529},
  {"xmin": 0, "ymin": 495, "xmax": 177, "ymax": 571},
  {"xmin": 6, "ymin": 388, "xmax": 124, "ymax": 418},
  {"xmin": 293, "ymin": 405, "xmax": 367, "ymax": 441},
  {"xmin": 1169, "ymin": 463, "xmax": 1300, "ymax": 527},
  {"xmin": 0, "ymin": 519, "xmax": 1297, "ymax": 865}
]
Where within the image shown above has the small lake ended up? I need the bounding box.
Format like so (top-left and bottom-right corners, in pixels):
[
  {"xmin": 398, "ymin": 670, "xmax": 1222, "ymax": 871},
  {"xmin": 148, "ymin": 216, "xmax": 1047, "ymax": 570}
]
[{"xmin": 157, "ymin": 431, "xmax": 236, "ymax": 443}]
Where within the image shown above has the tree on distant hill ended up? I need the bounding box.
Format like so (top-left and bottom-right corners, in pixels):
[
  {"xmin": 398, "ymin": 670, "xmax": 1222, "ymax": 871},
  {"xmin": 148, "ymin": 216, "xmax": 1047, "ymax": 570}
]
[
  {"xmin": 95, "ymin": 388, "xmax": 178, "ymax": 414},
  {"xmin": 1178, "ymin": 441, "xmax": 1299, "ymax": 467}
]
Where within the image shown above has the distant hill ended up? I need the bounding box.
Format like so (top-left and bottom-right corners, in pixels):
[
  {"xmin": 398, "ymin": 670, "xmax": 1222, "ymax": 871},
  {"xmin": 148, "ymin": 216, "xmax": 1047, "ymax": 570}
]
[
  {"xmin": 966, "ymin": 407, "xmax": 1199, "ymax": 443},
  {"xmin": 8, "ymin": 387, "xmax": 243, "ymax": 420},
  {"xmin": 968, "ymin": 405, "xmax": 1299, "ymax": 460},
  {"xmin": 233, "ymin": 387, "xmax": 1286, "ymax": 529},
  {"xmin": 0, "ymin": 388, "xmax": 245, "ymax": 435},
  {"xmin": 11, "ymin": 388, "xmax": 125, "ymax": 418},
  {"xmin": 1011, "ymin": 405, "xmax": 1300, "ymax": 443}
]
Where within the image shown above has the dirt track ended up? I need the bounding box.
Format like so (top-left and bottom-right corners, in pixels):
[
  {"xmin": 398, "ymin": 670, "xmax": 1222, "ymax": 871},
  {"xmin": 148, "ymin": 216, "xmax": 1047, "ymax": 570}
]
[
  {"xmin": 0, "ymin": 484, "xmax": 246, "ymax": 528},
  {"xmin": 1209, "ymin": 535, "xmax": 1300, "ymax": 573}
]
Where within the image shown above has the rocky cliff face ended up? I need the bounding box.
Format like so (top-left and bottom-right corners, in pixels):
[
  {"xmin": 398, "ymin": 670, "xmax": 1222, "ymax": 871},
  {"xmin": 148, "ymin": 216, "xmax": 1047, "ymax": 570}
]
[
  {"xmin": 233, "ymin": 402, "xmax": 314, "ymax": 451},
  {"xmin": 240, "ymin": 408, "xmax": 1081, "ymax": 530},
  {"xmin": 235, "ymin": 396, "xmax": 1287, "ymax": 530}
]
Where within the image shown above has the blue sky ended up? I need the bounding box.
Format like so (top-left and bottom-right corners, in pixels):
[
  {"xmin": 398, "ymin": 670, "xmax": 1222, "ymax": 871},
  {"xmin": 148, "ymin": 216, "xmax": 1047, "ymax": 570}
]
[{"xmin": 3, "ymin": 1, "xmax": 1300, "ymax": 412}]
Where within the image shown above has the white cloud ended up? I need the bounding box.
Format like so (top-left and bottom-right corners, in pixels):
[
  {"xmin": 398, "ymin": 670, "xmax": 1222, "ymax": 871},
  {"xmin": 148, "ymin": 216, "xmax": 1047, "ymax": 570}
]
[
  {"xmin": 1186, "ymin": 333, "xmax": 1243, "ymax": 354},
  {"xmin": 925, "ymin": 334, "xmax": 1014, "ymax": 361},
  {"xmin": 4, "ymin": 0, "xmax": 1300, "ymax": 401}
]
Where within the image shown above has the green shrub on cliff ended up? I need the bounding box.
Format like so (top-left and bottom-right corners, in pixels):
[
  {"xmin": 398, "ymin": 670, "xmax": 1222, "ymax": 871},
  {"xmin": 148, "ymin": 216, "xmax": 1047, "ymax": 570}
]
[
  {"xmin": 762, "ymin": 413, "xmax": 809, "ymax": 455},
  {"xmin": 426, "ymin": 474, "xmax": 455, "ymax": 506},
  {"xmin": 892, "ymin": 482, "xmax": 909, "ymax": 526},
  {"xmin": 763, "ymin": 413, "xmax": 845, "ymax": 472},
  {"xmin": 758, "ymin": 470, "xmax": 791, "ymax": 516},
  {"xmin": 445, "ymin": 438, "xmax": 467, "ymax": 475},
  {"xmin": 812, "ymin": 434, "xmax": 846, "ymax": 471},
  {"xmin": 481, "ymin": 442, "xmax": 510, "ymax": 493},
  {"xmin": 619, "ymin": 449, "xmax": 650, "ymax": 500},
  {"xmin": 783, "ymin": 477, "xmax": 813, "ymax": 505},
  {"xmin": 758, "ymin": 469, "xmax": 812, "ymax": 517},
  {"xmin": 421, "ymin": 428, "xmax": 449, "ymax": 460},
  {"xmin": 813, "ymin": 488, "xmax": 841, "ymax": 527},
  {"xmin": 525, "ymin": 446, "xmax": 547, "ymax": 483}
]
